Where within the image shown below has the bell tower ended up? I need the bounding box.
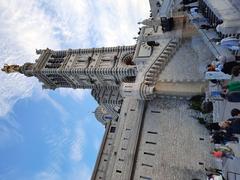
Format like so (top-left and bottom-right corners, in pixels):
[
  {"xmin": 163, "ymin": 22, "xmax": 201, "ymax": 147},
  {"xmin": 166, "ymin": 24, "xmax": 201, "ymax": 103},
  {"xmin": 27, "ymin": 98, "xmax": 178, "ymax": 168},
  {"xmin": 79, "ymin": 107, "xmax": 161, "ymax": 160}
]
[{"xmin": 2, "ymin": 45, "xmax": 137, "ymax": 124}]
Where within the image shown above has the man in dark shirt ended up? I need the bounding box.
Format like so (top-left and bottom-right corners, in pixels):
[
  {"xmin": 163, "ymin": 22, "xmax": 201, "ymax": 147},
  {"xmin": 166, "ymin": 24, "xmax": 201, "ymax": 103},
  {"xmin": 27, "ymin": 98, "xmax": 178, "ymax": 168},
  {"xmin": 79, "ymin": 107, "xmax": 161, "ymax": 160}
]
[
  {"xmin": 208, "ymin": 118, "xmax": 240, "ymax": 134},
  {"xmin": 225, "ymin": 118, "xmax": 240, "ymax": 134},
  {"xmin": 221, "ymin": 61, "xmax": 240, "ymax": 75}
]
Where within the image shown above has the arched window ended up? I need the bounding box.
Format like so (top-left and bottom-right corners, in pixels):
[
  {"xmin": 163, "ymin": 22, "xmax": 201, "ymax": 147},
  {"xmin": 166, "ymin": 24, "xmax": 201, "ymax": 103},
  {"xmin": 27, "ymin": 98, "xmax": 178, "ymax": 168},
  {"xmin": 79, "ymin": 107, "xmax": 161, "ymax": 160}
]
[
  {"xmin": 103, "ymin": 115, "xmax": 113, "ymax": 120},
  {"xmin": 121, "ymin": 52, "xmax": 135, "ymax": 65}
]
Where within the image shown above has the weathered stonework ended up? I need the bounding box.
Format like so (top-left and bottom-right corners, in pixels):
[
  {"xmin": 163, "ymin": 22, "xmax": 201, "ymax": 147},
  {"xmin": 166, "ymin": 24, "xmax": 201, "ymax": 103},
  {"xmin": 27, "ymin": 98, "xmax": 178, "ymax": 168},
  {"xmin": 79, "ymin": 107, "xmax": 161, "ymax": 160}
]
[{"xmin": 2, "ymin": 0, "xmax": 240, "ymax": 179}]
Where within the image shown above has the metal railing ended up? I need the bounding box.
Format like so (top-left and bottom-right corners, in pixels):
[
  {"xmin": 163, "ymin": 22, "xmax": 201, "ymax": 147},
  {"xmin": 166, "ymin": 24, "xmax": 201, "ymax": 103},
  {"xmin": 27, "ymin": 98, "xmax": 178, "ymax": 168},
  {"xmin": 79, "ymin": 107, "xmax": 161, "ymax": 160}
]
[{"xmin": 227, "ymin": 171, "xmax": 240, "ymax": 180}]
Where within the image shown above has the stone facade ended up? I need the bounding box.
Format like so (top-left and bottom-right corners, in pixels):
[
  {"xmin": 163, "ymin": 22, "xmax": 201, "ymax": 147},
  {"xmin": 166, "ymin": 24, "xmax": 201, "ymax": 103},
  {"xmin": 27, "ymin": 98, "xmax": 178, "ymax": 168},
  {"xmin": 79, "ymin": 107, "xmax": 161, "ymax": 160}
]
[{"xmin": 2, "ymin": 0, "xmax": 240, "ymax": 179}]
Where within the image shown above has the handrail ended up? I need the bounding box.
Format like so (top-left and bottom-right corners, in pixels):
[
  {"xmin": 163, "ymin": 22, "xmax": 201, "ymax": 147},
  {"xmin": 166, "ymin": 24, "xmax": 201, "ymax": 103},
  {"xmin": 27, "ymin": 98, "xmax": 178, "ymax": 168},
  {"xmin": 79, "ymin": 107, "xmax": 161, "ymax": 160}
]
[{"xmin": 227, "ymin": 171, "xmax": 240, "ymax": 180}]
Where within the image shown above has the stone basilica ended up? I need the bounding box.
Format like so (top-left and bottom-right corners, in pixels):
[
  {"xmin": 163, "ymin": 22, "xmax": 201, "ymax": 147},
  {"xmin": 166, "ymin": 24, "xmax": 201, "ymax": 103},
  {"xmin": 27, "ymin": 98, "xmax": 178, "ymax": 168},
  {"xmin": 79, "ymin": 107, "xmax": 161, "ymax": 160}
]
[{"xmin": 2, "ymin": 0, "xmax": 240, "ymax": 179}]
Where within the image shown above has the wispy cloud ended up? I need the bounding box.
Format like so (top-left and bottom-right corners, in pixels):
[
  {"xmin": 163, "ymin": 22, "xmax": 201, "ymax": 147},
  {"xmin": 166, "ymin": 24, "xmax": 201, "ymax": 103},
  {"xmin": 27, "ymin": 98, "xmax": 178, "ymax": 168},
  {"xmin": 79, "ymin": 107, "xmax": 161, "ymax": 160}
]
[
  {"xmin": 0, "ymin": 0, "xmax": 60, "ymax": 117},
  {"xmin": 39, "ymin": 91, "xmax": 69, "ymax": 122},
  {"xmin": 0, "ymin": 0, "xmax": 149, "ymax": 179},
  {"xmin": 67, "ymin": 164, "xmax": 91, "ymax": 180},
  {"xmin": 0, "ymin": 0, "xmax": 149, "ymax": 116},
  {"xmin": 58, "ymin": 88, "xmax": 88, "ymax": 103},
  {"xmin": 0, "ymin": 114, "xmax": 23, "ymax": 148},
  {"xmin": 34, "ymin": 170, "xmax": 61, "ymax": 180},
  {"xmin": 34, "ymin": 119, "xmax": 87, "ymax": 180},
  {"xmin": 69, "ymin": 121, "xmax": 85, "ymax": 162},
  {"xmin": 93, "ymin": 138, "xmax": 102, "ymax": 153}
]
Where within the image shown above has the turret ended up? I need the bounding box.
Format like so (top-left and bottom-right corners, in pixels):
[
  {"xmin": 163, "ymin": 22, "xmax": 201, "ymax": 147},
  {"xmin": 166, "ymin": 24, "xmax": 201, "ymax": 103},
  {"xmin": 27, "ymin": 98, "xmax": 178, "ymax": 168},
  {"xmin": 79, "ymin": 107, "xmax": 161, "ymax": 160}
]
[{"xmin": 1, "ymin": 63, "xmax": 34, "ymax": 77}]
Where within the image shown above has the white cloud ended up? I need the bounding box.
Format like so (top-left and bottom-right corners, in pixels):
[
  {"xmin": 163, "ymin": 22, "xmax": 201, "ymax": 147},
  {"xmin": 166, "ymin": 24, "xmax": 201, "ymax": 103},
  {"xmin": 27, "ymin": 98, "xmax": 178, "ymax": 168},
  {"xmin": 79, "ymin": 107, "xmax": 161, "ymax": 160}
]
[
  {"xmin": 34, "ymin": 126, "xmax": 70, "ymax": 180},
  {"xmin": 35, "ymin": 171, "xmax": 60, "ymax": 180},
  {"xmin": 0, "ymin": 113, "xmax": 24, "ymax": 148},
  {"xmin": 0, "ymin": 120, "xmax": 23, "ymax": 147},
  {"xmin": 39, "ymin": 91, "xmax": 69, "ymax": 122},
  {"xmin": 34, "ymin": 119, "xmax": 87, "ymax": 180},
  {"xmin": 0, "ymin": 0, "xmax": 149, "ymax": 116},
  {"xmin": 58, "ymin": 88, "xmax": 88, "ymax": 103},
  {"xmin": 67, "ymin": 164, "xmax": 91, "ymax": 180},
  {"xmin": 69, "ymin": 121, "xmax": 86, "ymax": 162},
  {"xmin": 93, "ymin": 0, "xmax": 150, "ymax": 46},
  {"xmin": 94, "ymin": 138, "xmax": 102, "ymax": 153},
  {"xmin": 0, "ymin": 0, "xmax": 60, "ymax": 117},
  {"xmin": 0, "ymin": 0, "xmax": 149, "ymax": 179}
]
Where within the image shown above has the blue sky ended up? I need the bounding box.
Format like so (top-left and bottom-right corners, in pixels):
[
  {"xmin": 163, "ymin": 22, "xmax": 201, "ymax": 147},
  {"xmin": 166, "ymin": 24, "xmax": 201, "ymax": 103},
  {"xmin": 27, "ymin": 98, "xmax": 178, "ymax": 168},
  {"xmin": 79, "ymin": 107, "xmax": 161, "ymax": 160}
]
[{"xmin": 0, "ymin": 1, "xmax": 149, "ymax": 179}]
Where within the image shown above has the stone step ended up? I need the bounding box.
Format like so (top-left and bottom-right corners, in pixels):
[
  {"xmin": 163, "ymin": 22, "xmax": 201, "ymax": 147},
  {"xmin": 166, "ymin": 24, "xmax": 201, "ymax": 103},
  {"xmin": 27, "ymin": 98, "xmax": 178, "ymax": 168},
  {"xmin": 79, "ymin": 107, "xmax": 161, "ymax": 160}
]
[
  {"xmin": 165, "ymin": 47, "xmax": 174, "ymax": 51},
  {"xmin": 164, "ymin": 49, "xmax": 173, "ymax": 53},
  {"xmin": 151, "ymin": 65, "xmax": 161, "ymax": 69},
  {"xmin": 144, "ymin": 39, "xmax": 181, "ymax": 86},
  {"xmin": 149, "ymin": 69, "xmax": 159, "ymax": 73},
  {"xmin": 155, "ymin": 60, "xmax": 165, "ymax": 65},
  {"xmin": 146, "ymin": 73, "xmax": 155, "ymax": 78}
]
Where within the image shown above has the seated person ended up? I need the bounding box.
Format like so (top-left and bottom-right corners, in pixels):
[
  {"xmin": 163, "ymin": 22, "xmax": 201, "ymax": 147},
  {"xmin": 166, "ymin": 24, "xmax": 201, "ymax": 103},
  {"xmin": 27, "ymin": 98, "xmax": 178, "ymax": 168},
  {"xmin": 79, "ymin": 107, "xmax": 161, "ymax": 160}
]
[
  {"xmin": 208, "ymin": 118, "xmax": 240, "ymax": 135},
  {"xmin": 231, "ymin": 65, "xmax": 240, "ymax": 77},
  {"xmin": 225, "ymin": 118, "xmax": 240, "ymax": 135},
  {"xmin": 220, "ymin": 91, "xmax": 240, "ymax": 102},
  {"xmin": 207, "ymin": 61, "xmax": 240, "ymax": 75},
  {"xmin": 210, "ymin": 130, "xmax": 239, "ymax": 144},
  {"xmin": 200, "ymin": 24, "xmax": 214, "ymax": 30},
  {"xmin": 205, "ymin": 61, "xmax": 232, "ymax": 80},
  {"xmin": 207, "ymin": 61, "xmax": 223, "ymax": 72},
  {"xmin": 222, "ymin": 81, "xmax": 240, "ymax": 92},
  {"xmin": 222, "ymin": 62, "xmax": 240, "ymax": 75},
  {"xmin": 211, "ymin": 150, "xmax": 234, "ymax": 159},
  {"xmin": 231, "ymin": 108, "xmax": 240, "ymax": 117}
]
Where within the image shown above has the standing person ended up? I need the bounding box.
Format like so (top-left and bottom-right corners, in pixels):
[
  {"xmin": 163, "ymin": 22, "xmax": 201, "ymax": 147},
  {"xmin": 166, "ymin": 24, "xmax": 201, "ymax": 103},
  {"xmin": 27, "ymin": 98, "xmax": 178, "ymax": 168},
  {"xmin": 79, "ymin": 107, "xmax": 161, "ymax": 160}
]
[
  {"xmin": 231, "ymin": 66, "xmax": 240, "ymax": 77},
  {"xmin": 222, "ymin": 62, "xmax": 240, "ymax": 75},
  {"xmin": 222, "ymin": 81, "xmax": 240, "ymax": 92},
  {"xmin": 231, "ymin": 108, "xmax": 240, "ymax": 117}
]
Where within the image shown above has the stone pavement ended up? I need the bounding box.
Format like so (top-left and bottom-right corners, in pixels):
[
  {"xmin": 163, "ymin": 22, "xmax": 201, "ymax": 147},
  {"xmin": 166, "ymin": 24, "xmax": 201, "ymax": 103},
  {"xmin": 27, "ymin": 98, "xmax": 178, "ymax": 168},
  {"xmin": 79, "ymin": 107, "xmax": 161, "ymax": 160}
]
[
  {"xmin": 159, "ymin": 36, "xmax": 213, "ymax": 83},
  {"xmin": 132, "ymin": 98, "xmax": 217, "ymax": 180}
]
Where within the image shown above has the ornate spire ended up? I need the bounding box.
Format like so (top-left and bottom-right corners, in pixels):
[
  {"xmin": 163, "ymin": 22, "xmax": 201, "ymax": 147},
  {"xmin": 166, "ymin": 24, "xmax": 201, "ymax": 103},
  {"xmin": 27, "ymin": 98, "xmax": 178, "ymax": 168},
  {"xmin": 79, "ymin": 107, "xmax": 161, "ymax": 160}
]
[{"xmin": 1, "ymin": 64, "xmax": 22, "ymax": 74}]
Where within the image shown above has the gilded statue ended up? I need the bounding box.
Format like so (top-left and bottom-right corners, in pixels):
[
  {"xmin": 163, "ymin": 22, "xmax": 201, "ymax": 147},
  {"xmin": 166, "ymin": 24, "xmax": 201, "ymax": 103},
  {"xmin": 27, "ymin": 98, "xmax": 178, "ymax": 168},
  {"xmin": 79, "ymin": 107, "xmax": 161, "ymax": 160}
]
[{"xmin": 1, "ymin": 64, "xmax": 21, "ymax": 74}]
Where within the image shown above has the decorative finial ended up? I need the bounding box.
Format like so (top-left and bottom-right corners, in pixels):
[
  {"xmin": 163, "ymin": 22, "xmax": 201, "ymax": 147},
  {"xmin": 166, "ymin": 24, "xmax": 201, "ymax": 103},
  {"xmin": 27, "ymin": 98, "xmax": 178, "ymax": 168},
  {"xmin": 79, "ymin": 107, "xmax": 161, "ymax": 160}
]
[{"xmin": 1, "ymin": 64, "xmax": 21, "ymax": 74}]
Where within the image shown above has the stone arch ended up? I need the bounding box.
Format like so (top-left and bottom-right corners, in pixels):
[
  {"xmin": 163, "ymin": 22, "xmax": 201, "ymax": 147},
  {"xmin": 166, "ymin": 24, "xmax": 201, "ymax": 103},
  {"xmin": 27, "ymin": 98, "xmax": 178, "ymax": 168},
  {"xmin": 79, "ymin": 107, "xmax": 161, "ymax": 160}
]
[
  {"xmin": 121, "ymin": 52, "xmax": 135, "ymax": 65},
  {"xmin": 122, "ymin": 76, "xmax": 136, "ymax": 83}
]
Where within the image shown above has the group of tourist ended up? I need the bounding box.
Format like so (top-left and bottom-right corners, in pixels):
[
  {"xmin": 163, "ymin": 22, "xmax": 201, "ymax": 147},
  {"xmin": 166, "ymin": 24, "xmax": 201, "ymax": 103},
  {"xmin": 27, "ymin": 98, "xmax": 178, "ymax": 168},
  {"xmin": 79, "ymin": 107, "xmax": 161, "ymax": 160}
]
[
  {"xmin": 203, "ymin": 108, "xmax": 240, "ymax": 180},
  {"xmin": 203, "ymin": 36, "xmax": 240, "ymax": 180},
  {"xmin": 206, "ymin": 55, "xmax": 240, "ymax": 102},
  {"xmin": 207, "ymin": 108, "xmax": 240, "ymax": 144},
  {"xmin": 183, "ymin": 1, "xmax": 240, "ymax": 179},
  {"xmin": 204, "ymin": 56, "xmax": 240, "ymax": 179},
  {"xmin": 204, "ymin": 57, "xmax": 240, "ymax": 180}
]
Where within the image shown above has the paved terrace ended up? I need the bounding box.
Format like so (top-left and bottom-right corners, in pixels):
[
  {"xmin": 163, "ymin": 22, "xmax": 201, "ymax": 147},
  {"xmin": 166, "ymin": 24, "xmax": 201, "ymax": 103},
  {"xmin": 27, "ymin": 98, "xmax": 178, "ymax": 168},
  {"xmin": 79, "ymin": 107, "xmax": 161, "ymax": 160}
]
[{"xmin": 133, "ymin": 98, "xmax": 217, "ymax": 180}]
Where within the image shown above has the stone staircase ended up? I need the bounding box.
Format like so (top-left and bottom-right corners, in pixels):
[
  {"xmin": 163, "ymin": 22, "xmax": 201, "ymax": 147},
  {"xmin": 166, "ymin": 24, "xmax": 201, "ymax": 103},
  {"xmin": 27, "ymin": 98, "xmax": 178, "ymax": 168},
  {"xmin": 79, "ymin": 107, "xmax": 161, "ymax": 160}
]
[{"xmin": 144, "ymin": 39, "xmax": 181, "ymax": 86}]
